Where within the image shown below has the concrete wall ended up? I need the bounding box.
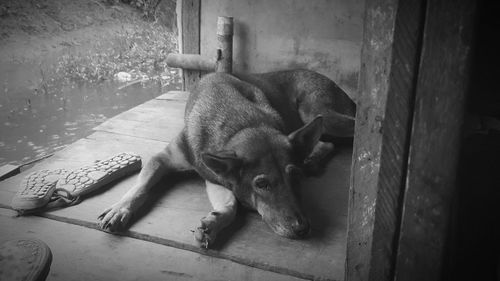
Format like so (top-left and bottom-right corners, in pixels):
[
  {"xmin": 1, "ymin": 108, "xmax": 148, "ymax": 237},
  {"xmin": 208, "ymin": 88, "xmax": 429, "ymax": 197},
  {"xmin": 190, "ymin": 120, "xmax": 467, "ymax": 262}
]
[{"xmin": 200, "ymin": 0, "xmax": 365, "ymax": 99}]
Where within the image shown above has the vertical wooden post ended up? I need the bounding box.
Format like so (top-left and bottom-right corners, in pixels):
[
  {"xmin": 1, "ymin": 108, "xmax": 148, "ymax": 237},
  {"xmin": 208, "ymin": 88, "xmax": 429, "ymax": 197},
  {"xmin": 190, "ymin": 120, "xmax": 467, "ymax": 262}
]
[
  {"xmin": 347, "ymin": 0, "xmax": 476, "ymax": 280},
  {"xmin": 215, "ymin": 16, "xmax": 233, "ymax": 73},
  {"xmin": 180, "ymin": 0, "xmax": 201, "ymax": 91},
  {"xmin": 346, "ymin": 0, "xmax": 426, "ymax": 280},
  {"xmin": 394, "ymin": 0, "xmax": 476, "ymax": 280}
]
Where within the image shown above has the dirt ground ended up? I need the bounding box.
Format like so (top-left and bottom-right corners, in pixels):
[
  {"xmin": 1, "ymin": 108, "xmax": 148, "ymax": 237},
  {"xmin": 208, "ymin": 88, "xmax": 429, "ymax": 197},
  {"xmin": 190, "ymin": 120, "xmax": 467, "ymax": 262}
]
[{"xmin": 0, "ymin": 0, "xmax": 181, "ymax": 166}]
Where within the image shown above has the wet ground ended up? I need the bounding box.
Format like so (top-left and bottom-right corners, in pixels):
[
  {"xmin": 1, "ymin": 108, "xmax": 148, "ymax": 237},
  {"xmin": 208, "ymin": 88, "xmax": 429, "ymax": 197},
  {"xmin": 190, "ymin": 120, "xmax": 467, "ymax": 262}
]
[
  {"xmin": 0, "ymin": 76, "xmax": 182, "ymax": 167},
  {"xmin": 0, "ymin": 0, "xmax": 180, "ymax": 167}
]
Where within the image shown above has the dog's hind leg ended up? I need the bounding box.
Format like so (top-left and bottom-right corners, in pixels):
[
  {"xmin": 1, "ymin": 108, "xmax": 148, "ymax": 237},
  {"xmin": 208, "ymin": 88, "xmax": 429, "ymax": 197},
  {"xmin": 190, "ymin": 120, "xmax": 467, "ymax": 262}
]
[
  {"xmin": 303, "ymin": 140, "xmax": 335, "ymax": 176},
  {"xmin": 194, "ymin": 181, "xmax": 237, "ymax": 248},
  {"xmin": 298, "ymin": 97, "xmax": 355, "ymax": 175},
  {"xmin": 98, "ymin": 132, "xmax": 192, "ymax": 232}
]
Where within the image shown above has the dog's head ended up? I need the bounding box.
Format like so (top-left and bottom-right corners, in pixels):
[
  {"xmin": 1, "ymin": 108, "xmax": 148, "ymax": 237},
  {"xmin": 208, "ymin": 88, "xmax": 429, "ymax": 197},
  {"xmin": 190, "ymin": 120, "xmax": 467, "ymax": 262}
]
[{"xmin": 201, "ymin": 116, "xmax": 323, "ymax": 238}]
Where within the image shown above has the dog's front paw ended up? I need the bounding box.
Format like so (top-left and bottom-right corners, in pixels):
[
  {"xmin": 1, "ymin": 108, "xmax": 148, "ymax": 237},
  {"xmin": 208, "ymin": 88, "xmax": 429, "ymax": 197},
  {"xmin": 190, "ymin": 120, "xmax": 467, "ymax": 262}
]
[
  {"xmin": 303, "ymin": 142, "xmax": 335, "ymax": 177},
  {"xmin": 97, "ymin": 201, "xmax": 132, "ymax": 232},
  {"xmin": 303, "ymin": 157, "xmax": 325, "ymax": 176},
  {"xmin": 193, "ymin": 212, "xmax": 220, "ymax": 248}
]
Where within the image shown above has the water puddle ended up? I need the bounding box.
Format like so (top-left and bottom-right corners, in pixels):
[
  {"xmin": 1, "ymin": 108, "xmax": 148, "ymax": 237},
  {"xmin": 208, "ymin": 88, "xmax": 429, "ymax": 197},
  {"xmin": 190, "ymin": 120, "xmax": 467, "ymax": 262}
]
[{"xmin": 0, "ymin": 73, "xmax": 182, "ymax": 166}]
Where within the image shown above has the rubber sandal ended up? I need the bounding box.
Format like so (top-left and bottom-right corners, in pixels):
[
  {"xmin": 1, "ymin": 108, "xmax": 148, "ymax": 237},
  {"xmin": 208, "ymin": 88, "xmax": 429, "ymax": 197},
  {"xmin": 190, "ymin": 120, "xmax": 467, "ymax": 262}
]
[
  {"xmin": 0, "ymin": 239, "xmax": 52, "ymax": 281},
  {"xmin": 11, "ymin": 152, "xmax": 142, "ymax": 214},
  {"xmin": 11, "ymin": 169, "xmax": 69, "ymax": 212},
  {"xmin": 54, "ymin": 152, "xmax": 142, "ymax": 198}
]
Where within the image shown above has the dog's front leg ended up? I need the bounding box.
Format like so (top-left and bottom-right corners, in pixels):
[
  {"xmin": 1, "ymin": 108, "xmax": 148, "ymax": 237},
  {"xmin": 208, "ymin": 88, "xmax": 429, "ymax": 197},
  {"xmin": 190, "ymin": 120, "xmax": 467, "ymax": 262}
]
[
  {"xmin": 194, "ymin": 181, "xmax": 237, "ymax": 248},
  {"xmin": 98, "ymin": 136, "xmax": 191, "ymax": 231}
]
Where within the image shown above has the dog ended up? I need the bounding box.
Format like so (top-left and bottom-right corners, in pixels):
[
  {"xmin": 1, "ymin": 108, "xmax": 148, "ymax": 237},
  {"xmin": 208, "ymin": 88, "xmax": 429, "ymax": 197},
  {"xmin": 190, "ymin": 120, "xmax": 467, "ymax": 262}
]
[{"xmin": 98, "ymin": 69, "xmax": 356, "ymax": 247}]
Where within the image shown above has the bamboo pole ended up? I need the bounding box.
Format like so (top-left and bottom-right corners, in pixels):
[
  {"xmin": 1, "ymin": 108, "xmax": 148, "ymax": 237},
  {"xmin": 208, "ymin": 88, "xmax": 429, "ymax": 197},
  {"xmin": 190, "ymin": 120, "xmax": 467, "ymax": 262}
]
[
  {"xmin": 215, "ymin": 16, "xmax": 233, "ymax": 73},
  {"xmin": 166, "ymin": 54, "xmax": 215, "ymax": 71},
  {"xmin": 166, "ymin": 16, "xmax": 234, "ymax": 74}
]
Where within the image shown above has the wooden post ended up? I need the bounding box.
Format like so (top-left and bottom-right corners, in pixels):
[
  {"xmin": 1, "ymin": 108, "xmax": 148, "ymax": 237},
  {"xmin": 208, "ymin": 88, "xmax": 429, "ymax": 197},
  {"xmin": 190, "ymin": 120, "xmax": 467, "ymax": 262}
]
[
  {"xmin": 215, "ymin": 16, "xmax": 233, "ymax": 73},
  {"xmin": 180, "ymin": 0, "xmax": 201, "ymax": 91},
  {"xmin": 394, "ymin": 0, "xmax": 476, "ymax": 280},
  {"xmin": 347, "ymin": 0, "xmax": 476, "ymax": 280},
  {"xmin": 346, "ymin": 0, "xmax": 426, "ymax": 279}
]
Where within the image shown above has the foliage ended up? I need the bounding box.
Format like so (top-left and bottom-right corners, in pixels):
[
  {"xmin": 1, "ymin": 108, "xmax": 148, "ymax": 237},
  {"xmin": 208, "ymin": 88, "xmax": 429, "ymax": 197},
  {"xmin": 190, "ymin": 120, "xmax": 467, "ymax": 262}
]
[
  {"xmin": 55, "ymin": 23, "xmax": 177, "ymax": 84},
  {"xmin": 122, "ymin": 0, "xmax": 162, "ymax": 21}
]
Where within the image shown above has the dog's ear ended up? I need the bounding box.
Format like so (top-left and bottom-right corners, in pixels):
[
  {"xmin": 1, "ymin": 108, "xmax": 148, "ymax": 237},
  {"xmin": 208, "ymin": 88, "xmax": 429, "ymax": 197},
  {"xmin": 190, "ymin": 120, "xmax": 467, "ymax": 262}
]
[
  {"xmin": 289, "ymin": 116, "xmax": 323, "ymax": 159},
  {"xmin": 202, "ymin": 151, "xmax": 242, "ymax": 176}
]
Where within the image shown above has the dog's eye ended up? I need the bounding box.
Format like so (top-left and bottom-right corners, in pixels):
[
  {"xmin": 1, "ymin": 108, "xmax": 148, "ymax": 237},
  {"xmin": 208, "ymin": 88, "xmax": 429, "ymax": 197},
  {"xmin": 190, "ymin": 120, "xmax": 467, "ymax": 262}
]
[
  {"xmin": 285, "ymin": 164, "xmax": 303, "ymax": 178},
  {"xmin": 253, "ymin": 175, "xmax": 270, "ymax": 190}
]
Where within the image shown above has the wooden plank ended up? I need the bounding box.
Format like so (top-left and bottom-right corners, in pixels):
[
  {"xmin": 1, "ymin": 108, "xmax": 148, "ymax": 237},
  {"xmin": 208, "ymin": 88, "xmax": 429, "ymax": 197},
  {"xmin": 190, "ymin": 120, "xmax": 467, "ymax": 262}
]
[
  {"xmin": 346, "ymin": 0, "xmax": 426, "ymax": 280},
  {"xmin": 0, "ymin": 164, "xmax": 20, "ymax": 181},
  {"xmin": 98, "ymin": 99, "xmax": 185, "ymax": 123},
  {"xmin": 94, "ymin": 119, "xmax": 183, "ymax": 142},
  {"xmin": 181, "ymin": 0, "xmax": 201, "ymax": 91},
  {"xmin": 0, "ymin": 131, "xmax": 351, "ymax": 280},
  {"xmin": 0, "ymin": 209, "xmax": 306, "ymax": 281},
  {"xmin": 394, "ymin": 0, "xmax": 476, "ymax": 280},
  {"xmin": 99, "ymin": 99, "xmax": 185, "ymax": 122},
  {"xmin": 156, "ymin": 91, "xmax": 189, "ymax": 101},
  {"xmin": 94, "ymin": 99, "xmax": 185, "ymax": 142}
]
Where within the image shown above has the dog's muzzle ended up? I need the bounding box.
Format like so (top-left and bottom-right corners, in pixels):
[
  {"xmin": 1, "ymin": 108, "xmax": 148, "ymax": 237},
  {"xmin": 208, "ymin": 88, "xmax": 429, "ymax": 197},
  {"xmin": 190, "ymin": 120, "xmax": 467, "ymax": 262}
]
[{"xmin": 290, "ymin": 216, "xmax": 311, "ymax": 238}]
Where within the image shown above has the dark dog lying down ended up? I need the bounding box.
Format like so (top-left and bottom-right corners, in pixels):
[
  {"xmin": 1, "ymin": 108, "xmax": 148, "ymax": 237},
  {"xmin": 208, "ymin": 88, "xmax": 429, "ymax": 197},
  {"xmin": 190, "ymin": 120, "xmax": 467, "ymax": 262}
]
[{"xmin": 98, "ymin": 69, "xmax": 355, "ymax": 247}]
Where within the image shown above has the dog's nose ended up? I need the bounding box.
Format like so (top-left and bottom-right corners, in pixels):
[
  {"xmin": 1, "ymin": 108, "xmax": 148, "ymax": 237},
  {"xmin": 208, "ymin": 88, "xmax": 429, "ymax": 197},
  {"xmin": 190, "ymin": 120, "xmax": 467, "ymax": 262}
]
[{"xmin": 293, "ymin": 218, "xmax": 310, "ymax": 238}]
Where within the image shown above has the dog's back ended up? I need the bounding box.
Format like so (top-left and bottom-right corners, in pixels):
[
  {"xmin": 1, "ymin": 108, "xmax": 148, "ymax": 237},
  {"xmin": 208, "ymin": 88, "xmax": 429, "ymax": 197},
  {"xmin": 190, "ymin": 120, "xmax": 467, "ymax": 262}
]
[
  {"xmin": 252, "ymin": 69, "xmax": 356, "ymax": 119},
  {"xmin": 184, "ymin": 72, "xmax": 284, "ymax": 151},
  {"xmin": 240, "ymin": 70, "xmax": 356, "ymax": 136},
  {"xmin": 185, "ymin": 70, "xmax": 355, "ymax": 149}
]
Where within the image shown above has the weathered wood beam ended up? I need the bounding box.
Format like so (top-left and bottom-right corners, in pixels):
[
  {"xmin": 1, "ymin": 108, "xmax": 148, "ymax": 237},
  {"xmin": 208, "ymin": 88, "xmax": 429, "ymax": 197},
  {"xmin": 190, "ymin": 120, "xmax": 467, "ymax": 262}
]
[
  {"xmin": 180, "ymin": 0, "xmax": 201, "ymax": 91},
  {"xmin": 346, "ymin": 0, "xmax": 426, "ymax": 280},
  {"xmin": 394, "ymin": 0, "xmax": 476, "ymax": 280}
]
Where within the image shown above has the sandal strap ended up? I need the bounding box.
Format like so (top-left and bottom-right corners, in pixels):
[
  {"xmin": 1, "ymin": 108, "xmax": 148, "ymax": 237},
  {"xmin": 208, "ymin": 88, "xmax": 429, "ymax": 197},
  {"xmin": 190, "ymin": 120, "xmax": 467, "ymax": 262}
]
[{"xmin": 44, "ymin": 188, "xmax": 82, "ymax": 210}]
